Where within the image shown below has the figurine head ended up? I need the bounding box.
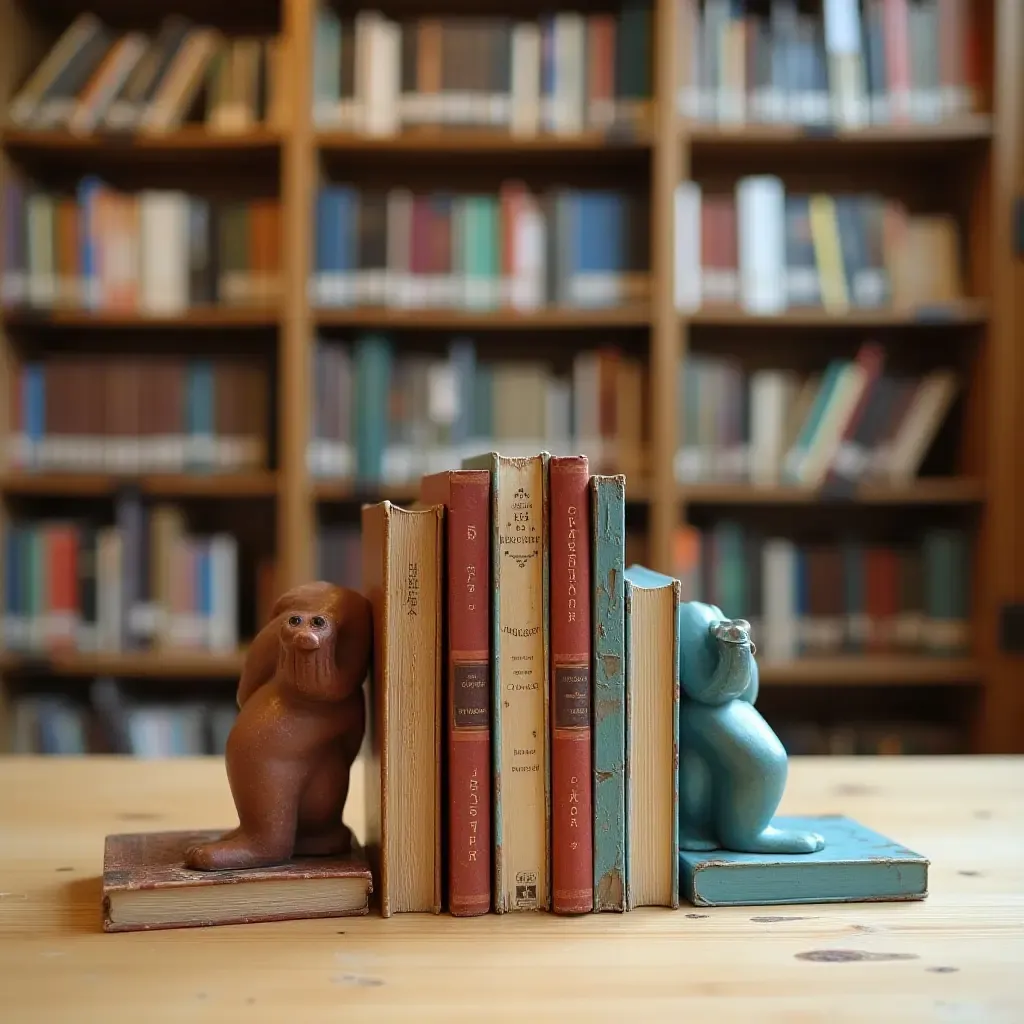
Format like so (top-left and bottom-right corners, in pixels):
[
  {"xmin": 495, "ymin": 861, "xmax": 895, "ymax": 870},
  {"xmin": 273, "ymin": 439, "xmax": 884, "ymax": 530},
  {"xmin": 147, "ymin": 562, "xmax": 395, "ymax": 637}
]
[
  {"xmin": 708, "ymin": 618, "xmax": 756, "ymax": 656},
  {"xmin": 271, "ymin": 582, "xmax": 372, "ymax": 701}
]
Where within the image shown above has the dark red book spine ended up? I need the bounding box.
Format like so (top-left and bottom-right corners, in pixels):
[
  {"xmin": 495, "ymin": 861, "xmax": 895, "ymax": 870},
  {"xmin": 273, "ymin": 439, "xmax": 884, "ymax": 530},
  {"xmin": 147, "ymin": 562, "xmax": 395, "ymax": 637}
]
[
  {"xmin": 442, "ymin": 472, "xmax": 492, "ymax": 916},
  {"xmin": 549, "ymin": 456, "xmax": 593, "ymax": 914}
]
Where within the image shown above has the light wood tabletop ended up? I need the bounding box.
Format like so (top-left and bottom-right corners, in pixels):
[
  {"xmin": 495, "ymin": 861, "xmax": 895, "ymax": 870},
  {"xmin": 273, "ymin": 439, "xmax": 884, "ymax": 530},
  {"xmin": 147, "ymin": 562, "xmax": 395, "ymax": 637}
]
[{"xmin": 1, "ymin": 755, "xmax": 1021, "ymax": 1023}]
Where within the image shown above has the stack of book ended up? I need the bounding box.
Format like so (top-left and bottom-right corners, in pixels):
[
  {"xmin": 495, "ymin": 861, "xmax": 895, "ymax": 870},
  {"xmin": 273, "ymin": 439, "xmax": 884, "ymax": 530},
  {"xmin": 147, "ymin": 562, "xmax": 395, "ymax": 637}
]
[
  {"xmin": 7, "ymin": 14, "xmax": 288, "ymax": 136},
  {"xmin": 361, "ymin": 453, "xmax": 678, "ymax": 916}
]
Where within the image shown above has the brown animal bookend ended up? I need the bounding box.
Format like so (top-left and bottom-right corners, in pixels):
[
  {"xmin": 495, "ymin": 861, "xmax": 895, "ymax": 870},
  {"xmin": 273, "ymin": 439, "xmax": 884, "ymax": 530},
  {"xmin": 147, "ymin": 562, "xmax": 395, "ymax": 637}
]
[{"xmin": 184, "ymin": 582, "xmax": 373, "ymax": 872}]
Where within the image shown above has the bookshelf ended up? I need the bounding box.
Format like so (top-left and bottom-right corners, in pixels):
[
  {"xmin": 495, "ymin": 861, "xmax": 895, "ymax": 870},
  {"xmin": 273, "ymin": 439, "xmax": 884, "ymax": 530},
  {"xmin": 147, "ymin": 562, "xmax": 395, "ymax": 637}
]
[{"xmin": 0, "ymin": 0, "xmax": 1020, "ymax": 756}]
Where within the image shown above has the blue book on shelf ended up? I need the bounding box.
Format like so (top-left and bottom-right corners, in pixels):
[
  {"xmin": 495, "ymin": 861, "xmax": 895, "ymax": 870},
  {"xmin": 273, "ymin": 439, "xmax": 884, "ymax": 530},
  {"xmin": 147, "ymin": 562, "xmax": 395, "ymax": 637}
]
[{"xmin": 679, "ymin": 815, "xmax": 929, "ymax": 907}]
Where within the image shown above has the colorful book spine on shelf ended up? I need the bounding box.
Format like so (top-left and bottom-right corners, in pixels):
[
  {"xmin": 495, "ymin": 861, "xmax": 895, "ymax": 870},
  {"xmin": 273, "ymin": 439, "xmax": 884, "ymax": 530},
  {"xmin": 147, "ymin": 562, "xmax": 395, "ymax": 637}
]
[
  {"xmin": 1, "ymin": 498, "xmax": 240, "ymax": 656},
  {"xmin": 310, "ymin": 334, "xmax": 644, "ymax": 486},
  {"xmin": 673, "ymin": 178, "xmax": 965, "ymax": 316},
  {"xmin": 6, "ymin": 15, "xmax": 287, "ymax": 134},
  {"xmin": 310, "ymin": 184, "xmax": 649, "ymax": 312},
  {"xmin": 676, "ymin": 0, "xmax": 980, "ymax": 129},
  {"xmin": 310, "ymin": 2, "xmax": 652, "ymax": 136},
  {"xmin": 670, "ymin": 522, "xmax": 972, "ymax": 661},
  {"xmin": 1, "ymin": 181, "xmax": 282, "ymax": 314},
  {"xmin": 6, "ymin": 354, "xmax": 268, "ymax": 475}
]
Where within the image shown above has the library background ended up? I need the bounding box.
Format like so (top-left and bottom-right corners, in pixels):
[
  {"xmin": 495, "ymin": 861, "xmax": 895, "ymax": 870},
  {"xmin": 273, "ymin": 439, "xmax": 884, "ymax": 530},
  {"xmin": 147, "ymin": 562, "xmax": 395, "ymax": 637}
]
[{"xmin": 0, "ymin": 0, "xmax": 1020, "ymax": 758}]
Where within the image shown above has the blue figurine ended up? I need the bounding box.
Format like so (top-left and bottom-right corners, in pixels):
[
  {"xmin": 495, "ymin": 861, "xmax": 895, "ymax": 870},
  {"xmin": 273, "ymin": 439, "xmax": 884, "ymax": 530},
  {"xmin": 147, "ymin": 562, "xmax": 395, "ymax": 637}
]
[{"xmin": 678, "ymin": 602, "xmax": 825, "ymax": 855}]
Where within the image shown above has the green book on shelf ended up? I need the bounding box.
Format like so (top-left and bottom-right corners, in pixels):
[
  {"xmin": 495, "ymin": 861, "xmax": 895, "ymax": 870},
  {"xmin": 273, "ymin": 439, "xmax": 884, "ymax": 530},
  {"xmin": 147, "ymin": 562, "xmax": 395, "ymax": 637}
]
[{"xmin": 679, "ymin": 815, "xmax": 929, "ymax": 907}]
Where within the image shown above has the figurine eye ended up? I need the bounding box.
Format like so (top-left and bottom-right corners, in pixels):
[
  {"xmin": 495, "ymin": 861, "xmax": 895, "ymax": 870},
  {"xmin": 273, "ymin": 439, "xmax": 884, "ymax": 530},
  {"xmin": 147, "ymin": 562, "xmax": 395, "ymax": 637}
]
[
  {"xmin": 311, "ymin": 615, "xmax": 327, "ymax": 629},
  {"xmin": 288, "ymin": 615, "xmax": 302, "ymax": 627}
]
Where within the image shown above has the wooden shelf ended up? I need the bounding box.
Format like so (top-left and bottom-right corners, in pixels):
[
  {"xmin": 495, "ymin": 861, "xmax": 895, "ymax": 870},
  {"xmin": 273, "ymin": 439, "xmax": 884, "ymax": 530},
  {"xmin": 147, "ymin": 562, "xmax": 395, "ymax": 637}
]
[
  {"xmin": 1, "ymin": 127, "xmax": 282, "ymax": 153},
  {"xmin": 0, "ymin": 472, "xmax": 278, "ymax": 498},
  {"xmin": 0, "ymin": 650, "xmax": 245, "ymax": 679},
  {"xmin": 686, "ymin": 117, "xmax": 994, "ymax": 151},
  {"xmin": 316, "ymin": 129, "xmax": 652, "ymax": 154},
  {"xmin": 314, "ymin": 306, "xmax": 651, "ymax": 329},
  {"xmin": 758, "ymin": 656, "xmax": 984, "ymax": 686},
  {"xmin": 684, "ymin": 302, "xmax": 989, "ymax": 328},
  {"xmin": 2, "ymin": 307, "xmax": 280, "ymax": 329},
  {"xmin": 680, "ymin": 479, "xmax": 986, "ymax": 505}
]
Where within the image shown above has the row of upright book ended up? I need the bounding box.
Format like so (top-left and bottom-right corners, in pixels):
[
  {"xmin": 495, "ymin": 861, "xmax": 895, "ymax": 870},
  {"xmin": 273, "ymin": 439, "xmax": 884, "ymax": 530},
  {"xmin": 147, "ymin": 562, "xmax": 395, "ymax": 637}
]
[
  {"xmin": 2, "ymin": 496, "xmax": 244, "ymax": 656},
  {"xmin": 313, "ymin": 184, "xmax": 649, "ymax": 312},
  {"xmin": 361, "ymin": 453, "xmax": 679, "ymax": 916},
  {"xmin": 671, "ymin": 522, "xmax": 971, "ymax": 660},
  {"xmin": 7, "ymin": 14, "xmax": 288, "ymax": 135},
  {"xmin": 677, "ymin": 0, "xmax": 982, "ymax": 129},
  {"xmin": 9, "ymin": 678, "xmax": 237, "ymax": 756},
  {"xmin": 312, "ymin": 2, "xmax": 653, "ymax": 136},
  {"xmin": 2, "ymin": 182, "xmax": 281, "ymax": 314},
  {"xmin": 673, "ymin": 179, "xmax": 964, "ymax": 315}
]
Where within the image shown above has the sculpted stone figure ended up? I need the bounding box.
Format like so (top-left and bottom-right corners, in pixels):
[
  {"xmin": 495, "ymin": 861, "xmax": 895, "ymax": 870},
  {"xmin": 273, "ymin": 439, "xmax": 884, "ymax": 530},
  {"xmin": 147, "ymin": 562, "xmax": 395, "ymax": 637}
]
[
  {"xmin": 678, "ymin": 601, "xmax": 826, "ymax": 855},
  {"xmin": 185, "ymin": 582, "xmax": 372, "ymax": 871}
]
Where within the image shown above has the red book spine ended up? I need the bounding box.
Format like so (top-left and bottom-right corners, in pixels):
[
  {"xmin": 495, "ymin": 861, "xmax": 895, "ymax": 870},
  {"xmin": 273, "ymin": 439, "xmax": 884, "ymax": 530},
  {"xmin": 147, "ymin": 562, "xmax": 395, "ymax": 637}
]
[
  {"xmin": 549, "ymin": 456, "xmax": 593, "ymax": 914},
  {"xmin": 444, "ymin": 472, "xmax": 492, "ymax": 917}
]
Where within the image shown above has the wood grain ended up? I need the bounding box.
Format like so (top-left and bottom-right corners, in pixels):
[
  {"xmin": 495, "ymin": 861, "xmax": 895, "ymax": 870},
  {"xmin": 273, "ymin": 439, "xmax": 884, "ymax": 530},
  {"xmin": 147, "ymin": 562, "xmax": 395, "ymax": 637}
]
[{"xmin": 0, "ymin": 756, "xmax": 1020, "ymax": 1023}]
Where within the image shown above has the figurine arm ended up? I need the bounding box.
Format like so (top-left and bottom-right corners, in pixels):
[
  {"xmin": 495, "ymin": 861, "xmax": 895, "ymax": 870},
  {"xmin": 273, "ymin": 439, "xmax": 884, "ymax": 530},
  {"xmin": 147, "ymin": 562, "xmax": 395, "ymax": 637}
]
[{"xmin": 235, "ymin": 615, "xmax": 281, "ymax": 708}]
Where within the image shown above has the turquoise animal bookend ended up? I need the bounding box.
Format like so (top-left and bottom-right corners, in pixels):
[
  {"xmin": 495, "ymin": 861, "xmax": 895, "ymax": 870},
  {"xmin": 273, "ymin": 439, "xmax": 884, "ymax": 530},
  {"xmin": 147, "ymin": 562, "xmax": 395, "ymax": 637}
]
[{"xmin": 678, "ymin": 601, "xmax": 825, "ymax": 856}]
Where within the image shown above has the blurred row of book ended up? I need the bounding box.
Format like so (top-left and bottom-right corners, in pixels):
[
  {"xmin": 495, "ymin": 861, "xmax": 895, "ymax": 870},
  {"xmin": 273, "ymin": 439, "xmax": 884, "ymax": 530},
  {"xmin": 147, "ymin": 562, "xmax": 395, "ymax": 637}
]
[
  {"xmin": 1, "ymin": 177, "xmax": 970, "ymax": 319},
  {"xmin": 9, "ymin": 679, "xmax": 237, "ymax": 756},
  {"xmin": 3, "ymin": 336, "xmax": 960, "ymax": 489},
  {"xmin": 6, "ymin": 2, "xmax": 986, "ymax": 141},
  {"xmin": 7, "ymin": 14, "xmax": 287, "ymax": 135},
  {"xmin": 674, "ymin": 180, "xmax": 965, "ymax": 315},
  {"xmin": 671, "ymin": 522, "xmax": 971, "ymax": 660},
  {"xmin": 677, "ymin": 0, "xmax": 981, "ymax": 129}
]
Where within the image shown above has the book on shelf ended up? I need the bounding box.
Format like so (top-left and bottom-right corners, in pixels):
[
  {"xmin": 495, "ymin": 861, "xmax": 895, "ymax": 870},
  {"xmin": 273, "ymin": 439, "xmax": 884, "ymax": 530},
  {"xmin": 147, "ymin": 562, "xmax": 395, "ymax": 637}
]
[
  {"xmin": 312, "ymin": 182, "xmax": 650, "ymax": 313},
  {"xmin": 674, "ymin": 177, "xmax": 965, "ymax": 316},
  {"xmin": 674, "ymin": 343, "xmax": 959, "ymax": 490},
  {"xmin": 676, "ymin": 0, "xmax": 980, "ymax": 129},
  {"xmin": 6, "ymin": 353, "xmax": 268, "ymax": 475},
  {"xmin": 309, "ymin": 333, "xmax": 645, "ymax": 487},
  {"xmin": 7, "ymin": 13, "xmax": 288, "ymax": 135},
  {"xmin": 2, "ymin": 180, "xmax": 281, "ymax": 314},
  {"xmin": 312, "ymin": 2, "xmax": 652, "ymax": 137},
  {"xmin": 9, "ymin": 677, "xmax": 237, "ymax": 757},
  {"xmin": 671, "ymin": 522, "xmax": 971, "ymax": 661},
  {"xmin": 2, "ymin": 496, "xmax": 242, "ymax": 657}
]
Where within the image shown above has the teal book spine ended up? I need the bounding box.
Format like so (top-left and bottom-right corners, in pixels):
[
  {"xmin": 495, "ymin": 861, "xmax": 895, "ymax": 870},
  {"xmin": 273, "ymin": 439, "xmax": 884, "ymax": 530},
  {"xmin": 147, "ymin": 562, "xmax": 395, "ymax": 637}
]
[
  {"xmin": 623, "ymin": 564, "xmax": 681, "ymax": 910},
  {"xmin": 354, "ymin": 334, "xmax": 391, "ymax": 484},
  {"xmin": 680, "ymin": 816, "xmax": 929, "ymax": 907},
  {"xmin": 462, "ymin": 450, "xmax": 551, "ymax": 913},
  {"xmin": 591, "ymin": 475, "xmax": 627, "ymax": 912}
]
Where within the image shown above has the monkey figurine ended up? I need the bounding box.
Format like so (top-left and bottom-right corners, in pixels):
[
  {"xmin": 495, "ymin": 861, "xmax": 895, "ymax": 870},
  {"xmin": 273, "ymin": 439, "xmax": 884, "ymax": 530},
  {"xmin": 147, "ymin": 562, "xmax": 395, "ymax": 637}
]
[{"xmin": 185, "ymin": 581, "xmax": 372, "ymax": 872}]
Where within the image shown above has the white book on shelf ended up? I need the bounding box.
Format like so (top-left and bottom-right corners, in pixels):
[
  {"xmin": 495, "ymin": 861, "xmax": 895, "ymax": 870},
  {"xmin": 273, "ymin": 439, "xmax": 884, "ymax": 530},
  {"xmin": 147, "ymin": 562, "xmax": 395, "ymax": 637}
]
[
  {"xmin": 748, "ymin": 370, "xmax": 793, "ymax": 487},
  {"xmin": 553, "ymin": 13, "xmax": 585, "ymax": 136},
  {"xmin": 208, "ymin": 534, "xmax": 238, "ymax": 653},
  {"xmin": 510, "ymin": 21, "xmax": 540, "ymax": 136},
  {"xmin": 823, "ymin": 0, "xmax": 868, "ymax": 128},
  {"xmin": 360, "ymin": 12, "xmax": 400, "ymax": 136},
  {"xmin": 673, "ymin": 181, "xmax": 702, "ymax": 313},
  {"xmin": 737, "ymin": 175, "xmax": 786, "ymax": 315},
  {"xmin": 139, "ymin": 191, "xmax": 190, "ymax": 315},
  {"xmin": 761, "ymin": 539, "xmax": 797, "ymax": 662}
]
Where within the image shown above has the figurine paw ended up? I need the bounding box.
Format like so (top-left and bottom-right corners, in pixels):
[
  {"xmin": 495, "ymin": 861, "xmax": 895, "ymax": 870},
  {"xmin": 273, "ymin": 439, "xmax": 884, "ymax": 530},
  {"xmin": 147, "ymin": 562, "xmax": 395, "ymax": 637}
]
[
  {"xmin": 679, "ymin": 832, "xmax": 720, "ymax": 852},
  {"xmin": 733, "ymin": 825, "xmax": 826, "ymax": 855},
  {"xmin": 184, "ymin": 834, "xmax": 292, "ymax": 871}
]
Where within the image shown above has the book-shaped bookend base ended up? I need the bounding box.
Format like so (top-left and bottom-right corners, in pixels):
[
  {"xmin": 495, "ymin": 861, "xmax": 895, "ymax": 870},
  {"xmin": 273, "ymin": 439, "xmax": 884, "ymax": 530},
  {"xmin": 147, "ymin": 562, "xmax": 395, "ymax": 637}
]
[
  {"xmin": 102, "ymin": 830, "xmax": 373, "ymax": 932},
  {"xmin": 679, "ymin": 815, "xmax": 929, "ymax": 907}
]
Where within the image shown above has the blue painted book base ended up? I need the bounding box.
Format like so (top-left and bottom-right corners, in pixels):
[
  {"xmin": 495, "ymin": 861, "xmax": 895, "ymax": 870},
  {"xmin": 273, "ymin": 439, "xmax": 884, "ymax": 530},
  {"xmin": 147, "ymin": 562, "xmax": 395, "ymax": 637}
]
[{"xmin": 679, "ymin": 815, "xmax": 929, "ymax": 907}]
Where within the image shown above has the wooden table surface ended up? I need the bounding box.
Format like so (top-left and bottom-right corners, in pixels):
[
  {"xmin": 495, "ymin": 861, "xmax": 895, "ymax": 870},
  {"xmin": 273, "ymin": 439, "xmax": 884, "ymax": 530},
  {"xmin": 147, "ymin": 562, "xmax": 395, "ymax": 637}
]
[{"xmin": 1, "ymin": 755, "xmax": 1021, "ymax": 1023}]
